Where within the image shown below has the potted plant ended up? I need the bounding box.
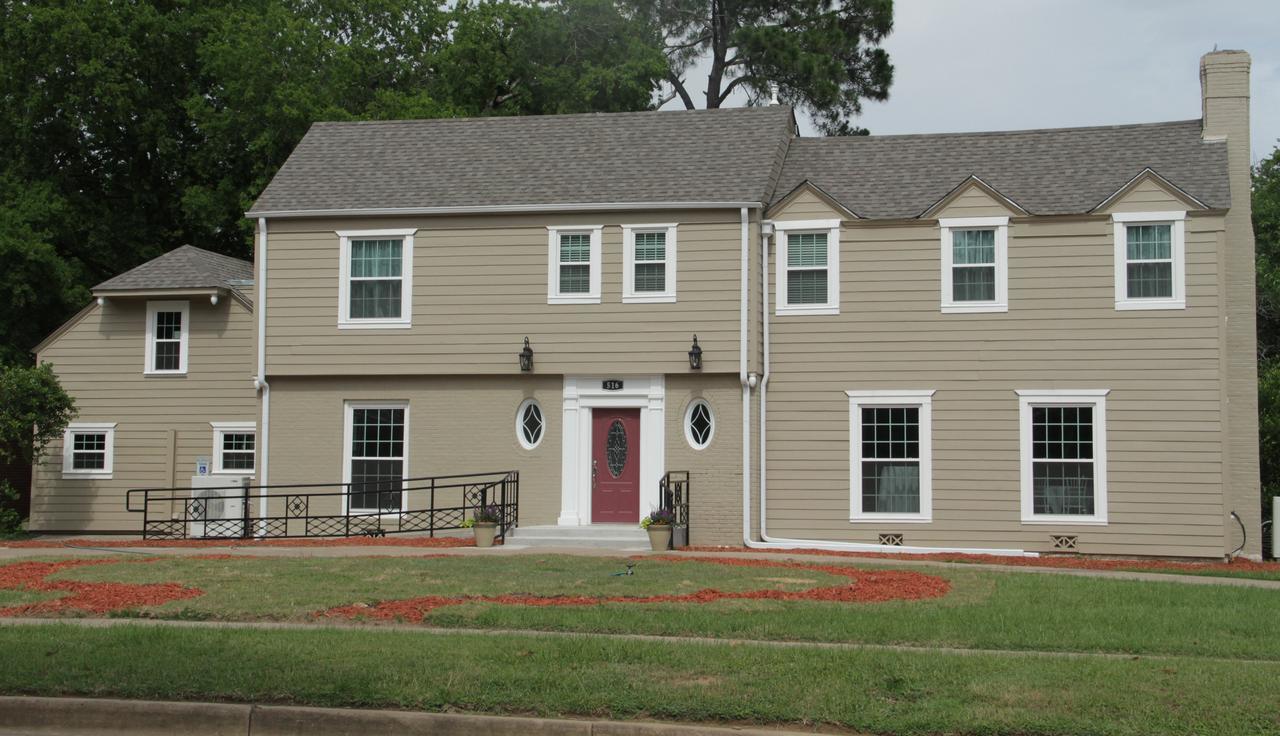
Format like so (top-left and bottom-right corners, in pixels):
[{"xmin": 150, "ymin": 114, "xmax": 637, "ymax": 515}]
[
  {"xmin": 466, "ymin": 505, "xmax": 502, "ymax": 548},
  {"xmin": 641, "ymin": 508, "xmax": 676, "ymax": 551}
]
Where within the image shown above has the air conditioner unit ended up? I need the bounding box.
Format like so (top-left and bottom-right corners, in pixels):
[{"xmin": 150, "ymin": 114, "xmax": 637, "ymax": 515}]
[{"xmin": 188, "ymin": 475, "xmax": 249, "ymax": 538}]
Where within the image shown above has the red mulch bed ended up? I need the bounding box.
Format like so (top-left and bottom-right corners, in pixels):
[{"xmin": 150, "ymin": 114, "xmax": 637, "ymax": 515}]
[
  {"xmin": 682, "ymin": 546, "xmax": 1280, "ymax": 575},
  {"xmin": 1, "ymin": 536, "xmax": 475, "ymax": 550},
  {"xmin": 317, "ymin": 555, "xmax": 950, "ymax": 622},
  {"xmin": 0, "ymin": 558, "xmax": 202, "ymax": 616}
]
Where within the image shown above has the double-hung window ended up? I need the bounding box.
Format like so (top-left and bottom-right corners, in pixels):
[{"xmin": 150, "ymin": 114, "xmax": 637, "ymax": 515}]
[
  {"xmin": 1112, "ymin": 212, "xmax": 1185, "ymax": 310},
  {"xmin": 847, "ymin": 390, "xmax": 934, "ymax": 522},
  {"xmin": 775, "ymin": 219, "xmax": 841, "ymax": 315},
  {"xmin": 547, "ymin": 226, "xmax": 602, "ymax": 304},
  {"xmin": 343, "ymin": 403, "xmax": 408, "ymax": 514},
  {"xmin": 145, "ymin": 301, "xmax": 189, "ymax": 375},
  {"xmin": 62, "ymin": 423, "xmax": 116, "ymax": 479},
  {"xmin": 338, "ymin": 229, "xmax": 415, "ymax": 327},
  {"xmin": 939, "ymin": 216, "xmax": 1008, "ymax": 313},
  {"xmin": 622, "ymin": 224, "xmax": 677, "ymax": 303},
  {"xmin": 1017, "ymin": 390, "xmax": 1109, "ymax": 524},
  {"xmin": 211, "ymin": 422, "xmax": 256, "ymax": 474}
]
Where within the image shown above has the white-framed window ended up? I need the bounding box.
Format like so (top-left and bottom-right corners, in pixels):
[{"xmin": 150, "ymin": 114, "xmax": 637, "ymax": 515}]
[
  {"xmin": 516, "ymin": 399, "xmax": 545, "ymax": 450},
  {"xmin": 211, "ymin": 422, "xmax": 256, "ymax": 474},
  {"xmin": 622, "ymin": 224, "xmax": 677, "ymax": 303},
  {"xmin": 342, "ymin": 402, "xmax": 408, "ymax": 514},
  {"xmin": 62, "ymin": 423, "xmax": 116, "ymax": 479},
  {"xmin": 847, "ymin": 390, "xmax": 934, "ymax": 522},
  {"xmin": 547, "ymin": 226, "xmax": 603, "ymax": 304},
  {"xmin": 1112, "ymin": 211, "xmax": 1185, "ymax": 310},
  {"xmin": 774, "ymin": 219, "xmax": 841, "ymax": 315},
  {"xmin": 940, "ymin": 216, "xmax": 1008, "ymax": 313},
  {"xmin": 144, "ymin": 301, "xmax": 189, "ymax": 375},
  {"xmin": 337, "ymin": 228, "xmax": 415, "ymax": 328},
  {"xmin": 1017, "ymin": 390, "xmax": 1109, "ymax": 525},
  {"xmin": 684, "ymin": 399, "xmax": 714, "ymax": 450}
]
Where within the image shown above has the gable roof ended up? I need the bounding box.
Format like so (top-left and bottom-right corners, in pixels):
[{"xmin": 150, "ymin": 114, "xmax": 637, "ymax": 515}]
[
  {"xmin": 248, "ymin": 106, "xmax": 797, "ymax": 216},
  {"xmin": 772, "ymin": 119, "xmax": 1229, "ymax": 219},
  {"xmin": 93, "ymin": 245, "xmax": 254, "ymax": 304}
]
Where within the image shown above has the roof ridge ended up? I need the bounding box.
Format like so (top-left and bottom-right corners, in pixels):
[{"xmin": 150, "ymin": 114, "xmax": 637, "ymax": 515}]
[
  {"xmin": 309, "ymin": 105, "xmax": 794, "ymax": 128},
  {"xmin": 796, "ymin": 118, "xmax": 1208, "ymax": 144}
]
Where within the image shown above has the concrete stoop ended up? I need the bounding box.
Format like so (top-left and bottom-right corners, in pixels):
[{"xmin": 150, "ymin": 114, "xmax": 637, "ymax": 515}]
[
  {"xmin": 0, "ymin": 696, "xmax": 828, "ymax": 736},
  {"xmin": 504, "ymin": 524, "xmax": 650, "ymax": 551}
]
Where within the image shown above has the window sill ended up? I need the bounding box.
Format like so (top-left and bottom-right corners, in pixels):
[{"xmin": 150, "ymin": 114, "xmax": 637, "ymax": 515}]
[
  {"xmin": 622, "ymin": 294, "xmax": 677, "ymax": 304},
  {"xmin": 942, "ymin": 303, "xmax": 1008, "ymax": 314},
  {"xmin": 211, "ymin": 470, "xmax": 255, "ymax": 476},
  {"xmin": 1114, "ymin": 299, "xmax": 1185, "ymax": 311},
  {"xmin": 548, "ymin": 295, "xmax": 601, "ymax": 305},
  {"xmin": 143, "ymin": 371, "xmax": 187, "ymax": 377},
  {"xmin": 849, "ymin": 515, "xmax": 933, "ymax": 524},
  {"xmin": 62, "ymin": 472, "xmax": 112, "ymax": 480},
  {"xmin": 337, "ymin": 321, "xmax": 412, "ymax": 329},
  {"xmin": 776, "ymin": 305, "xmax": 839, "ymax": 316},
  {"xmin": 1021, "ymin": 517, "xmax": 1108, "ymax": 526}
]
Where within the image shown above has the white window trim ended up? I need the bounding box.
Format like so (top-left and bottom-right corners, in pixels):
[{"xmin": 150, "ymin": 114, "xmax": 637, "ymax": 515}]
[
  {"xmin": 547, "ymin": 226, "xmax": 603, "ymax": 304},
  {"xmin": 62, "ymin": 422, "xmax": 117, "ymax": 479},
  {"xmin": 516, "ymin": 398, "xmax": 545, "ymax": 450},
  {"xmin": 621, "ymin": 223, "xmax": 678, "ymax": 303},
  {"xmin": 683, "ymin": 398, "xmax": 715, "ymax": 450},
  {"xmin": 1112, "ymin": 211, "xmax": 1186, "ymax": 311},
  {"xmin": 337, "ymin": 228, "xmax": 416, "ymax": 329},
  {"xmin": 210, "ymin": 421, "xmax": 256, "ymax": 475},
  {"xmin": 939, "ymin": 216, "xmax": 1008, "ymax": 314},
  {"xmin": 846, "ymin": 390, "xmax": 935, "ymax": 523},
  {"xmin": 775, "ymin": 219, "xmax": 841, "ymax": 316},
  {"xmin": 341, "ymin": 401, "xmax": 410, "ymax": 515},
  {"xmin": 144, "ymin": 300, "xmax": 190, "ymax": 376},
  {"xmin": 1016, "ymin": 389, "xmax": 1109, "ymax": 525}
]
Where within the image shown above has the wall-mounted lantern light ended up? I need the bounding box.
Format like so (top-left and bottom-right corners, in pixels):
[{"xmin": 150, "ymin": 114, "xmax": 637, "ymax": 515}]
[
  {"xmin": 519, "ymin": 337, "xmax": 534, "ymax": 372},
  {"xmin": 688, "ymin": 335, "xmax": 703, "ymax": 370}
]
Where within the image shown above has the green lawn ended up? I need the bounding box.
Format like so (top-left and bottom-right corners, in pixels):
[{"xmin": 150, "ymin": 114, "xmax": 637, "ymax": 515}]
[
  {"xmin": 22, "ymin": 553, "xmax": 1280, "ymax": 660},
  {"xmin": 2, "ymin": 623, "xmax": 1277, "ymax": 736}
]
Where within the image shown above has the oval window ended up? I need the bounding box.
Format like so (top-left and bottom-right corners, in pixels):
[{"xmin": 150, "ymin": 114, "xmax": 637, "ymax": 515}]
[
  {"xmin": 685, "ymin": 399, "xmax": 714, "ymax": 449},
  {"xmin": 516, "ymin": 399, "xmax": 544, "ymax": 450}
]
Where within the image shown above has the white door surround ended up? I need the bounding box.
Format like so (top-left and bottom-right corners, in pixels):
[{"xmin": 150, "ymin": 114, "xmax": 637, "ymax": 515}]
[{"xmin": 559, "ymin": 376, "xmax": 665, "ymax": 526}]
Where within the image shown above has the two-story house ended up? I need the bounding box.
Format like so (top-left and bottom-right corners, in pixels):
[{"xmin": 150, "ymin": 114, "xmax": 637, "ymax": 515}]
[{"xmin": 29, "ymin": 51, "xmax": 1261, "ymax": 558}]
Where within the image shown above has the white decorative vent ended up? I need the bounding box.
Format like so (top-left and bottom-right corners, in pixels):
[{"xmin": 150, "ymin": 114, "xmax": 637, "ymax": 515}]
[
  {"xmin": 1050, "ymin": 534, "xmax": 1078, "ymax": 551},
  {"xmin": 879, "ymin": 533, "xmax": 904, "ymax": 547}
]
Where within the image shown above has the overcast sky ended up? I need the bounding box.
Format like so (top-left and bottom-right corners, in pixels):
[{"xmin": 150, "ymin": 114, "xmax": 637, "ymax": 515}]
[{"xmin": 667, "ymin": 0, "xmax": 1279, "ymax": 161}]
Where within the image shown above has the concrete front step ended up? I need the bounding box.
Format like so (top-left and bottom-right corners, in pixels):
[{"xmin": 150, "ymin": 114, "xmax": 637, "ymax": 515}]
[{"xmin": 506, "ymin": 524, "xmax": 649, "ymax": 550}]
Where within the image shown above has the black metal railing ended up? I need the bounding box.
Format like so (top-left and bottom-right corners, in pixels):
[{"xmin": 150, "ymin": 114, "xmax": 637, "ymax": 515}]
[
  {"xmin": 125, "ymin": 470, "xmax": 519, "ymax": 541},
  {"xmin": 659, "ymin": 470, "xmax": 690, "ymax": 546}
]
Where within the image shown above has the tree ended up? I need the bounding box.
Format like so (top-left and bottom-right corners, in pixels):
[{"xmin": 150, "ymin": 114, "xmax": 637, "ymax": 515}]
[
  {"xmin": 632, "ymin": 0, "xmax": 894, "ymax": 134},
  {"xmin": 1255, "ymin": 144, "xmax": 1280, "ymax": 535},
  {"xmin": 0, "ymin": 363, "xmax": 76, "ymax": 533}
]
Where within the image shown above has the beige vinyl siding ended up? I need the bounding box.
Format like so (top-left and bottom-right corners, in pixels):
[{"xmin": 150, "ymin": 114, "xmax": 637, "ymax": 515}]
[
  {"xmin": 931, "ymin": 184, "xmax": 1020, "ymax": 219},
  {"xmin": 30, "ymin": 298, "xmax": 256, "ymax": 532},
  {"xmin": 264, "ymin": 210, "xmax": 744, "ymax": 377},
  {"xmin": 770, "ymin": 188, "xmax": 845, "ymax": 222},
  {"xmin": 665, "ymin": 374, "xmax": 744, "ymax": 546},
  {"xmin": 764, "ymin": 186, "xmax": 1228, "ymax": 556},
  {"xmin": 1102, "ymin": 176, "xmax": 1200, "ymax": 214}
]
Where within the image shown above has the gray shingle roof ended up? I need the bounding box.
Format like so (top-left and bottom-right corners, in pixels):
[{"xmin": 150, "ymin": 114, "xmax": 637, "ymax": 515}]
[
  {"xmin": 248, "ymin": 106, "xmax": 797, "ymax": 215},
  {"xmin": 94, "ymin": 245, "xmax": 254, "ymax": 303},
  {"xmin": 772, "ymin": 119, "xmax": 1229, "ymax": 218}
]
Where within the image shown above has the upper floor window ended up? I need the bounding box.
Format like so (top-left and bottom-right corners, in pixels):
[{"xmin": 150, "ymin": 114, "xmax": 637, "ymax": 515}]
[
  {"xmin": 847, "ymin": 390, "xmax": 934, "ymax": 523},
  {"xmin": 62, "ymin": 422, "xmax": 116, "ymax": 479},
  {"xmin": 547, "ymin": 226, "xmax": 602, "ymax": 304},
  {"xmin": 1112, "ymin": 212, "xmax": 1185, "ymax": 310},
  {"xmin": 939, "ymin": 216, "xmax": 1008, "ymax": 313},
  {"xmin": 775, "ymin": 219, "xmax": 841, "ymax": 316},
  {"xmin": 337, "ymin": 229, "xmax": 415, "ymax": 328},
  {"xmin": 622, "ymin": 224, "xmax": 678, "ymax": 303},
  {"xmin": 211, "ymin": 422, "xmax": 256, "ymax": 474},
  {"xmin": 1017, "ymin": 389, "xmax": 1109, "ymax": 525},
  {"xmin": 145, "ymin": 301, "xmax": 189, "ymax": 375}
]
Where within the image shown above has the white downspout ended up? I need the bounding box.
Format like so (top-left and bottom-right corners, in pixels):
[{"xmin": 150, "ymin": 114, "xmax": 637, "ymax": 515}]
[
  {"xmin": 743, "ymin": 219, "xmax": 1030, "ymax": 557},
  {"xmin": 255, "ymin": 217, "xmax": 270, "ymax": 534},
  {"xmin": 739, "ymin": 207, "xmax": 754, "ymax": 547}
]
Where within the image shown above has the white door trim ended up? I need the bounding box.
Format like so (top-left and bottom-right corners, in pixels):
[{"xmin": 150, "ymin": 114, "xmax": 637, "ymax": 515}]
[{"xmin": 560, "ymin": 376, "xmax": 665, "ymax": 526}]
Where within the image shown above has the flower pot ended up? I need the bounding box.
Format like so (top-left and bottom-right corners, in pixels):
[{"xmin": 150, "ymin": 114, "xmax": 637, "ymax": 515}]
[
  {"xmin": 473, "ymin": 522, "xmax": 498, "ymax": 548},
  {"xmin": 646, "ymin": 524, "xmax": 672, "ymax": 551}
]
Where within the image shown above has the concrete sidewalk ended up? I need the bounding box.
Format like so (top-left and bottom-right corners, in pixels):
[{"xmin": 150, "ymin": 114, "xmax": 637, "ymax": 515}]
[{"xmin": 0, "ymin": 696, "xmax": 835, "ymax": 736}]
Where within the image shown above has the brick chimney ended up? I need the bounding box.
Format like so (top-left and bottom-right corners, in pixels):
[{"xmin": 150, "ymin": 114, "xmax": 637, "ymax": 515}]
[{"xmin": 1201, "ymin": 50, "xmax": 1261, "ymax": 558}]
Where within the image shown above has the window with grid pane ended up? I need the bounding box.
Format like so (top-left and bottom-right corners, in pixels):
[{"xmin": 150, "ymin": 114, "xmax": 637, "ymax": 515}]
[
  {"xmin": 1124, "ymin": 224, "xmax": 1172, "ymax": 298},
  {"xmin": 349, "ymin": 239, "xmax": 404, "ymax": 319},
  {"xmin": 153, "ymin": 310, "xmax": 183, "ymax": 371},
  {"xmin": 633, "ymin": 231, "xmax": 666, "ymax": 292},
  {"xmin": 558, "ymin": 233, "xmax": 592, "ymax": 294},
  {"xmin": 71, "ymin": 432, "xmax": 107, "ymax": 470},
  {"xmin": 1031, "ymin": 406, "xmax": 1095, "ymax": 516},
  {"xmin": 349, "ymin": 407, "xmax": 405, "ymax": 512},
  {"xmin": 860, "ymin": 407, "xmax": 921, "ymax": 513},
  {"xmin": 951, "ymin": 229, "xmax": 996, "ymax": 302},
  {"xmin": 219, "ymin": 432, "xmax": 255, "ymax": 471},
  {"xmin": 787, "ymin": 232, "xmax": 828, "ymax": 305}
]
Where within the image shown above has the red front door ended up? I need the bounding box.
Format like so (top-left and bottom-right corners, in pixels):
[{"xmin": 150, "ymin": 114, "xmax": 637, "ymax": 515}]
[{"xmin": 591, "ymin": 408, "xmax": 641, "ymax": 523}]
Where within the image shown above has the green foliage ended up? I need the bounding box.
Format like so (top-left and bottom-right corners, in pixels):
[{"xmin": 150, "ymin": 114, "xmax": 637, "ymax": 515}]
[
  {"xmin": 0, "ymin": 481, "xmax": 20, "ymax": 535},
  {"xmin": 1256, "ymin": 145, "xmax": 1280, "ymax": 526},
  {"xmin": 633, "ymin": 0, "xmax": 895, "ymax": 134},
  {"xmin": 0, "ymin": 363, "xmax": 77, "ymax": 465}
]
